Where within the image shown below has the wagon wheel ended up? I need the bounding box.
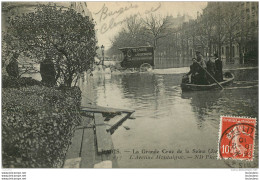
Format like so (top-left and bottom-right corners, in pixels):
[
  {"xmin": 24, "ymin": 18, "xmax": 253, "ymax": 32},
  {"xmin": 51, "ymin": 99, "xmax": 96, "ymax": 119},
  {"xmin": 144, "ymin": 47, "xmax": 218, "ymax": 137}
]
[{"xmin": 140, "ymin": 63, "xmax": 153, "ymax": 72}]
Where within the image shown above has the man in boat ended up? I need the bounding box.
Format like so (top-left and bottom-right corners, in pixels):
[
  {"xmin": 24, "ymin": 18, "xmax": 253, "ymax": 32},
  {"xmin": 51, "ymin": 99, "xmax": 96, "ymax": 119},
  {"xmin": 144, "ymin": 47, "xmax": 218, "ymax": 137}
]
[
  {"xmin": 186, "ymin": 58, "xmax": 200, "ymax": 84},
  {"xmin": 195, "ymin": 51, "xmax": 208, "ymax": 85},
  {"xmin": 214, "ymin": 53, "xmax": 223, "ymax": 82},
  {"xmin": 206, "ymin": 55, "xmax": 216, "ymax": 84}
]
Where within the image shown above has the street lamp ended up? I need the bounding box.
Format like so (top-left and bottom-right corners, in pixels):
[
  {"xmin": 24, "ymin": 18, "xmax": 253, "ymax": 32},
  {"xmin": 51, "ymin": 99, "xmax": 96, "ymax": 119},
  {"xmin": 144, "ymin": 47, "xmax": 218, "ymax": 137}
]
[{"xmin": 101, "ymin": 45, "xmax": 104, "ymax": 65}]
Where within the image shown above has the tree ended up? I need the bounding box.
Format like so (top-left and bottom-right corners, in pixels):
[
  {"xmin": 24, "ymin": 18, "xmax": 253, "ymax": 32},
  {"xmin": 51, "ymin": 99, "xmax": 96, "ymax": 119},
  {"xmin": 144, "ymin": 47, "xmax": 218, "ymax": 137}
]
[
  {"xmin": 211, "ymin": 2, "xmax": 226, "ymax": 59},
  {"xmin": 4, "ymin": 4, "xmax": 97, "ymax": 87},
  {"xmin": 108, "ymin": 15, "xmax": 149, "ymax": 57},
  {"xmin": 108, "ymin": 14, "xmax": 173, "ymax": 61},
  {"xmin": 222, "ymin": 2, "xmax": 241, "ymax": 62},
  {"xmin": 237, "ymin": 4, "xmax": 257, "ymax": 64},
  {"xmin": 201, "ymin": 8, "xmax": 215, "ymax": 56},
  {"xmin": 142, "ymin": 14, "xmax": 173, "ymax": 49}
]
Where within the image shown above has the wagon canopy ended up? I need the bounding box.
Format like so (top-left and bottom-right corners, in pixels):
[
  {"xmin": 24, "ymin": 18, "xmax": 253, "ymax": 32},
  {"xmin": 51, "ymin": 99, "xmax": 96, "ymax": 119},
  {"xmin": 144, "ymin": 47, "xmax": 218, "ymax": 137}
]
[{"xmin": 119, "ymin": 46, "xmax": 154, "ymax": 68}]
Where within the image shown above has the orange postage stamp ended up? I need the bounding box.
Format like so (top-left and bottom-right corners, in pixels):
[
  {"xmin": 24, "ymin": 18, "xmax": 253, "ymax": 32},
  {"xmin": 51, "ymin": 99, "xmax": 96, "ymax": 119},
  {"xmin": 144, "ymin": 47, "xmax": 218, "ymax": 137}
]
[{"xmin": 218, "ymin": 116, "xmax": 257, "ymax": 161}]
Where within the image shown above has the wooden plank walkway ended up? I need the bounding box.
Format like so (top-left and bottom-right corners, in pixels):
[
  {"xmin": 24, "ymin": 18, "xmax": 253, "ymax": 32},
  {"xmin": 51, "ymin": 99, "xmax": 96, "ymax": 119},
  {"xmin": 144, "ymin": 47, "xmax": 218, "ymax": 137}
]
[
  {"xmin": 64, "ymin": 114, "xmax": 117, "ymax": 168},
  {"xmin": 64, "ymin": 128, "xmax": 83, "ymax": 159},
  {"xmin": 94, "ymin": 113, "xmax": 113, "ymax": 153},
  {"xmin": 80, "ymin": 127, "xmax": 96, "ymax": 168},
  {"xmin": 81, "ymin": 105, "xmax": 135, "ymax": 114},
  {"xmin": 105, "ymin": 113, "xmax": 131, "ymax": 133},
  {"xmin": 64, "ymin": 103, "xmax": 135, "ymax": 168}
]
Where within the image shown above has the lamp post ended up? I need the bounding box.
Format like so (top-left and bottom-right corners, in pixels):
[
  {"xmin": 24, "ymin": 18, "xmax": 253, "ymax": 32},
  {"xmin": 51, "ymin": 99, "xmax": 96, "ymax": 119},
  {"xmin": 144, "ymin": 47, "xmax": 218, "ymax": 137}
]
[{"xmin": 101, "ymin": 45, "xmax": 104, "ymax": 65}]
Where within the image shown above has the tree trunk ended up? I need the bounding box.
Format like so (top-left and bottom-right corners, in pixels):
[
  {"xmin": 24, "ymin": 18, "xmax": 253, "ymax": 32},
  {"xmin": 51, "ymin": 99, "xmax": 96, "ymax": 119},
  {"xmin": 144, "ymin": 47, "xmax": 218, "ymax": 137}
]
[
  {"xmin": 218, "ymin": 33, "xmax": 222, "ymax": 59},
  {"xmin": 238, "ymin": 43, "xmax": 243, "ymax": 64},
  {"xmin": 229, "ymin": 43, "xmax": 232, "ymax": 62},
  {"xmin": 218, "ymin": 43, "xmax": 222, "ymax": 60},
  {"xmin": 65, "ymin": 76, "xmax": 73, "ymax": 87}
]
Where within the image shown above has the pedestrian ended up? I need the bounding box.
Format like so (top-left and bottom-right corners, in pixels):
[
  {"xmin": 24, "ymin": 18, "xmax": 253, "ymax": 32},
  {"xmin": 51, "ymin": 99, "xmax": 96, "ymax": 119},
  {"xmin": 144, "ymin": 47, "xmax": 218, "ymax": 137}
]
[
  {"xmin": 40, "ymin": 53, "xmax": 56, "ymax": 86},
  {"xmin": 214, "ymin": 53, "xmax": 223, "ymax": 82},
  {"xmin": 6, "ymin": 52, "xmax": 19, "ymax": 78}
]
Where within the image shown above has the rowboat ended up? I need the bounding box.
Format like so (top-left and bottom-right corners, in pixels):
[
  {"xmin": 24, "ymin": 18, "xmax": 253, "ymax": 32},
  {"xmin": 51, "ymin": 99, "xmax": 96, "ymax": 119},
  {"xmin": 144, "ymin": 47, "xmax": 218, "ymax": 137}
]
[{"xmin": 181, "ymin": 72, "xmax": 234, "ymax": 91}]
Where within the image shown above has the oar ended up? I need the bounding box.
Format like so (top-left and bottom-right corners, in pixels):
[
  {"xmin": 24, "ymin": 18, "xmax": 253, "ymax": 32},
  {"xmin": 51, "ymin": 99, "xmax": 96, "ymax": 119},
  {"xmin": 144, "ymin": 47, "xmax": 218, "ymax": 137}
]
[{"xmin": 195, "ymin": 60, "xmax": 224, "ymax": 90}]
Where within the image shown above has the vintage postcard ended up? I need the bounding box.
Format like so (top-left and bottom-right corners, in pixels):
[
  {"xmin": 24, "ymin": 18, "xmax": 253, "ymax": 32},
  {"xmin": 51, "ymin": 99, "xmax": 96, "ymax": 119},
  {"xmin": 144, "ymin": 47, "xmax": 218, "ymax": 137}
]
[{"xmin": 1, "ymin": 1, "xmax": 258, "ymax": 176}]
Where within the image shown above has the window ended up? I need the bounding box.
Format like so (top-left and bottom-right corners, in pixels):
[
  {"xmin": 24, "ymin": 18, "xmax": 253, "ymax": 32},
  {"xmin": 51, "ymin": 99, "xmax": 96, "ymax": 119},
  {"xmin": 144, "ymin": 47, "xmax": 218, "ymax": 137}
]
[{"xmin": 222, "ymin": 47, "xmax": 224, "ymax": 55}]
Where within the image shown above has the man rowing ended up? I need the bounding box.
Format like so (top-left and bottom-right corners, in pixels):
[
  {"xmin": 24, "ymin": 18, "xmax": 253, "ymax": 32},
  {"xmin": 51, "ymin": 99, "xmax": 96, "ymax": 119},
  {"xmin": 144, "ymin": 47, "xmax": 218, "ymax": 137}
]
[
  {"xmin": 184, "ymin": 51, "xmax": 207, "ymax": 85},
  {"xmin": 185, "ymin": 51, "xmax": 224, "ymax": 86}
]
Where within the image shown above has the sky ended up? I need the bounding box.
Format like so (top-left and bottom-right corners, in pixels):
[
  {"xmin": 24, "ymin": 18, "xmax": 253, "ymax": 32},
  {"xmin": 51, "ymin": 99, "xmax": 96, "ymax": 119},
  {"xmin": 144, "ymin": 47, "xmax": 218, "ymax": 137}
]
[{"xmin": 87, "ymin": 2, "xmax": 208, "ymax": 49}]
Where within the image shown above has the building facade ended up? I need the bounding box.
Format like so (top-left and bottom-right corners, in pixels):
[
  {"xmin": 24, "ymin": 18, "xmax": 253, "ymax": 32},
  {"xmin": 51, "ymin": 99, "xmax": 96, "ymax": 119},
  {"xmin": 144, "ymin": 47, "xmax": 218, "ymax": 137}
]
[
  {"xmin": 155, "ymin": 2, "xmax": 258, "ymax": 68},
  {"xmin": 189, "ymin": 2, "xmax": 258, "ymax": 65}
]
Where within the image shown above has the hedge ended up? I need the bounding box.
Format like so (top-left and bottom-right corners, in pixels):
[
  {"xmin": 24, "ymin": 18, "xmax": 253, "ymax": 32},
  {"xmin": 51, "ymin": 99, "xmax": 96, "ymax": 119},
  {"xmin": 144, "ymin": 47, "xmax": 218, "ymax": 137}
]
[
  {"xmin": 2, "ymin": 85, "xmax": 82, "ymax": 168},
  {"xmin": 2, "ymin": 75, "xmax": 42, "ymax": 88}
]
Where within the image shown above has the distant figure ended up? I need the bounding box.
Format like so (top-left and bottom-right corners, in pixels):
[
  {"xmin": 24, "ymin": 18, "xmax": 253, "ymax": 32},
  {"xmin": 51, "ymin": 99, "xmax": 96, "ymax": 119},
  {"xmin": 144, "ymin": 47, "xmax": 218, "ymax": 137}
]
[
  {"xmin": 186, "ymin": 58, "xmax": 200, "ymax": 84},
  {"xmin": 6, "ymin": 52, "xmax": 19, "ymax": 78},
  {"xmin": 214, "ymin": 54, "xmax": 223, "ymax": 82},
  {"xmin": 40, "ymin": 53, "xmax": 56, "ymax": 86},
  {"xmin": 195, "ymin": 51, "xmax": 208, "ymax": 85},
  {"xmin": 206, "ymin": 56, "xmax": 216, "ymax": 84}
]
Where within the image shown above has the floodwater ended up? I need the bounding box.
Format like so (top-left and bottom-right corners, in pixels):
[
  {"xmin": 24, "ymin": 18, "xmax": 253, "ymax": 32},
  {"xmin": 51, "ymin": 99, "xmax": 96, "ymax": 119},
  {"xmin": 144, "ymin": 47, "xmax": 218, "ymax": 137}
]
[{"xmin": 79, "ymin": 67, "xmax": 258, "ymax": 168}]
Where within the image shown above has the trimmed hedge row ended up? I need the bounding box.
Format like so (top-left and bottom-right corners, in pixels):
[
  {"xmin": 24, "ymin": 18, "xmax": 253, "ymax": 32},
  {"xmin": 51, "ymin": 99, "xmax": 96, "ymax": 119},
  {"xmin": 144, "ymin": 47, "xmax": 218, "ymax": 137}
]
[
  {"xmin": 2, "ymin": 75, "xmax": 42, "ymax": 88},
  {"xmin": 2, "ymin": 85, "xmax": 82, "ymax": 168}
]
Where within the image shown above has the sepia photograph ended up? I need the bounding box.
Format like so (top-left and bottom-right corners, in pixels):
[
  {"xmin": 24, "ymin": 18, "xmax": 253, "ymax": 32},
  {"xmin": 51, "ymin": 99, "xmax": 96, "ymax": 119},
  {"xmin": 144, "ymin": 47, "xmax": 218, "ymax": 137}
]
[{"xmin": 1, "ymin": 1, "xmax": 258, "ymax": 175}]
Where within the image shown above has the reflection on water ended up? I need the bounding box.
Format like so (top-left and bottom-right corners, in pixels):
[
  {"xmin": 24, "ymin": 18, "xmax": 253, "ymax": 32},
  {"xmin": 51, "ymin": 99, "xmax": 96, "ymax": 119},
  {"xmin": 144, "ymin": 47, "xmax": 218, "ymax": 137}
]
[
  {"xmin": 24, "ymin": 66, "xmax": 258, "ymax": 167},
  {"xmin": 79, "ymin": 68, "xmax": 258, "ymax": 168},
  {"xmin": 25, "ymin": 67, "xmax": 258, "ymax": 167}
]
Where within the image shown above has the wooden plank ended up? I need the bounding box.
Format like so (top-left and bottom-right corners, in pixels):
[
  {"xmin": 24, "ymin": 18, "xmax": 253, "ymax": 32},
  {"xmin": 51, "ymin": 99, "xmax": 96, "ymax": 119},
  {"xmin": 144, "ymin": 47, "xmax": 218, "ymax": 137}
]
[
  {"xmin": 106, "ymin": 113, "xmax": 131, "ymax": 133},
  {"xmin": 94, "ymin": 113, "xmax": 113, "ymax": 153},
  {"xmin": 94, "ymin": 105, "xmax": 134, "ymax": 113},
  {"xmin": 101, "ymin": 146, "xmax": 119, "ymax": 168},
  {"xmin": 94, "ymin": 113, "xmax": 106, "ymax": 125},
  {"xmin": 80, "ymin": 127, "xmax": 95, "ymax": 168},
  {"xmin": 81, "ymin": 115, "xmax": 93, "ymax": 127},
  {"xmin": 65, "ymin": 128, "xmax": 83, "ymax": 160},
  {"xmin": 93, "ymin": 123, "xmax": 103, "ymax": 164},
  {"xmin": 63, "ymin": 157, "xmax": 81, "ymax": 168},
  {"xmin": 94, "ymin": 141, "xmax": 103, "ymax": 165},
  {"xmin": 81, "ymin": 105, "xmax": 134, "ymax": 114},
  {"xmin": 94, "ymin": 161, "xmax": 112, "ymax": 168}
]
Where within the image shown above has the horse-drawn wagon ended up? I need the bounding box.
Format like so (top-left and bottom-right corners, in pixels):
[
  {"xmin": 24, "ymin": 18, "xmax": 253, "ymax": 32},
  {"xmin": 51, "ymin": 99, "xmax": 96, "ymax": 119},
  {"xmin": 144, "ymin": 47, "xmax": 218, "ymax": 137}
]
[{"xmin": 119, "ymin": 46, "xmax": 154, "ymax": 70}]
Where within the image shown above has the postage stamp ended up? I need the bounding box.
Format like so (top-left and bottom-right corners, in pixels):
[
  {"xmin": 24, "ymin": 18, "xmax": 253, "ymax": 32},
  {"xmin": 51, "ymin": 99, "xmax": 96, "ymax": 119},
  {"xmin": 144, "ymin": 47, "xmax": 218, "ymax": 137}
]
[{"xmin": 218, "ymin": 116, "xmax": 257, "ymax": 161}]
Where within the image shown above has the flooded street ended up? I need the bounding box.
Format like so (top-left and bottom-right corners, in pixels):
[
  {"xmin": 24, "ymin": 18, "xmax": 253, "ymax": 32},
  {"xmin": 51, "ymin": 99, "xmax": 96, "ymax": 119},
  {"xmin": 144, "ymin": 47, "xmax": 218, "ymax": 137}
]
[
  {"xmin": 79, "ymin": 67, "xmax": 258, "ymax": 168},
  {"xmin": 2, "ymin": 2, "xmax": 258, "ymax": 178}
]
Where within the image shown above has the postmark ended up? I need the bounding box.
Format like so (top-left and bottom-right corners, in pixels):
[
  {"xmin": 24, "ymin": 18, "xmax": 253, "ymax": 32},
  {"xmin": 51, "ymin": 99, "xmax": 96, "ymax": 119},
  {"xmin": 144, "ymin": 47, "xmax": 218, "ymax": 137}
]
[{"xmin": 218, "ymin": 116, "xmax": 257, "ymax": 162}]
